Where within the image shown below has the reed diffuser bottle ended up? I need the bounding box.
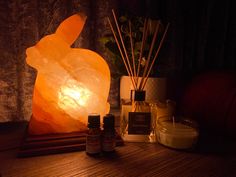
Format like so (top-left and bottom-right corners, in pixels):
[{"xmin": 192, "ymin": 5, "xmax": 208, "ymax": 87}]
[
  {"xmin": 108, "ymin": 10, "xmax": 169, "ymax": 143},
  {"xmin": 121, "ymin": 90, "xmax": 156, "ymax": 142}
]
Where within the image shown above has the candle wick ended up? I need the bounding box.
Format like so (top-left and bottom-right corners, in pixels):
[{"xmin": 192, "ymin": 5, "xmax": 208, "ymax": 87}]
[{"xmin": 172, "ymin": 116, "xmax": 175, "ymax": 128}]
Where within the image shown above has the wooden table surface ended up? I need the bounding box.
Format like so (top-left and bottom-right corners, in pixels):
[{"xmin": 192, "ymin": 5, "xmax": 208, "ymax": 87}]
[{"xmin": 1, "ymin": 122, "xmax": 236, "ymax": 177}]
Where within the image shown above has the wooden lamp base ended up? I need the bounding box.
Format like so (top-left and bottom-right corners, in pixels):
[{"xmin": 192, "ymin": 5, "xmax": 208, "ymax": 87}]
[{"xmin": 18, "ymin": 129, "xmax": 124, "ymax": 158}]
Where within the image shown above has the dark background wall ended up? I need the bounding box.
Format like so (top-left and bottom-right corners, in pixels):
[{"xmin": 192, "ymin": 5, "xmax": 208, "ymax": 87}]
[{"xmin": 0, "ymin": 0, "xmax": 235, "ymax": 122}]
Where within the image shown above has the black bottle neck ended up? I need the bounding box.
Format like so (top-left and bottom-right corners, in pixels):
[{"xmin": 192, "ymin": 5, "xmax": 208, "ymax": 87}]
[
  {"xmin": 131, "ymin": 90, "xmax": 146, "ymax": 101},
  {"xmin": 103, "ymin": 114, "xmax": 115, "ymax": 130},
  {"xmin": 88, "ymin": 114, "xmax": 100, "ymax": 128}
]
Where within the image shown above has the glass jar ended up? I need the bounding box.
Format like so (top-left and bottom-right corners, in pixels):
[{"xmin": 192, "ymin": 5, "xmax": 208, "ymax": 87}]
[
  {"xmin": 120, "ymin": 90, "xmax": 156, "ymax": 142},
  {"xmin": 156, "ymin": 116, "xmax": 199, "ymax": 149}
]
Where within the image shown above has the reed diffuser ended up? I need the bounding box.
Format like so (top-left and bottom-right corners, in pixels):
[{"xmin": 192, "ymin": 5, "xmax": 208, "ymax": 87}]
[{"xmin": 108, "ymin": 10, "xmax": 169, "ymax": 142}]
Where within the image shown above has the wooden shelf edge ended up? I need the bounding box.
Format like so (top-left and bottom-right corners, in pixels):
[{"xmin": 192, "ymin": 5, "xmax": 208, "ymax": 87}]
[{"xmin": 18, "ymin": 131, "xmax": 124, "ymax": 158}]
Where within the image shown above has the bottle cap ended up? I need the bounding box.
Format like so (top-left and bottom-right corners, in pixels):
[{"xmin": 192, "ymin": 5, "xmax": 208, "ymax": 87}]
[
  {"xmin": 103, "ymin": 114, "xmax": 115, "ymax": 128},
  {"xmin": 88, "ymin": 114, "xmax": 100, "ymax": 128}
]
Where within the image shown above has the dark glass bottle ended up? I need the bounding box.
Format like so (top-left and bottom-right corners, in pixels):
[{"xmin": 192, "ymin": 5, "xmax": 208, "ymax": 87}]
[
  {"xmin": 86, "ymin": 114, "xmax": 101, "ymax": 155},
  {"xmin": 102, "ymin": 114, "xmax": 116, "ymax": 153}
]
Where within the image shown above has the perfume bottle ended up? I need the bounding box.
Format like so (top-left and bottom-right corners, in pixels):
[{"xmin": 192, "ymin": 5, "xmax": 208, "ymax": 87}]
[{"xmin": 120, "ymin": 90, "xmax": 155, "ymax": 142}]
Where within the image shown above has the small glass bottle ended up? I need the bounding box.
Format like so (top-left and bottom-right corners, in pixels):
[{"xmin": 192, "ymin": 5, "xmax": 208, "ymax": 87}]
[
  {"xmin": 86, "ymin": 114, "xmax": 101, "ymax": 155},
  {"xmin": 120, "ymin": 90, "xmax": 155, "ymax": 142},
  {"xmin": 102, "ymin": 114, "xmax": 116, "ymax": 153}
]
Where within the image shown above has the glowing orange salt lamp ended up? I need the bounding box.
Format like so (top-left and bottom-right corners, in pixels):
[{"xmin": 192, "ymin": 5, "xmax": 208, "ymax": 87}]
[{"xmin": 26, "ymin": 13, "xmax": 110, "ymax": 135}]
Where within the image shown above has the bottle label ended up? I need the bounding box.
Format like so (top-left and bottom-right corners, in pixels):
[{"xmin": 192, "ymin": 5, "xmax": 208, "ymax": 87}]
[
  {"xmin": 86, "ymin": 134, "xmax": 101, "ymax": 154},
  {"xmin": 102, "ymin": 134, "xmax": 116, "ymax": 152},
  {"xmin": 128, "ymin": 112, "xmax": 151, "ymax": 135}
]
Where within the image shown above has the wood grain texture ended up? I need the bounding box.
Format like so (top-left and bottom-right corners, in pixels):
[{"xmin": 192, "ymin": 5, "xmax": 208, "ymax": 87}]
[
  {"xmin": 18, "ymin": 129, "xmax": 123, "ymax": 158},
  {"xmin": 1, "ymin": 122, "xmax": 236, "ymax": 177}
]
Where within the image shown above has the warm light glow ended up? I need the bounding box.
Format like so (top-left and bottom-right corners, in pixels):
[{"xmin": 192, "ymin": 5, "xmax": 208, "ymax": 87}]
[
  {"xmin": 26, "ymin": 13, "xmax": 110, "ymax": 135},
  {"xmin": 58, "ymin": 82, "xmax": 91, "ymax": 109}
]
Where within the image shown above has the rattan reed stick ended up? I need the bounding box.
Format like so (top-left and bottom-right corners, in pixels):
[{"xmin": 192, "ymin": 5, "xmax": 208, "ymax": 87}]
[
  {"xmin": 141, "ymin": 23, "xmax": 170, "ymax": 90},
  {"xmin": 129, "ymin": 21, "xmax": 137, "ymax": 78},
  {"xmin": 136, "ymin": 18, "xmax": 148, "ymax": 89},
  {"xmin": 112, "ymin": 9, "xmax": 137, "ymax": 89},
  {"xmin": 107, "ymin": 17, "xmax": 136, "ymax": 88},
  {"xmin": 139, "ymin": 21, "xmax": 160, "ymax": 90}
]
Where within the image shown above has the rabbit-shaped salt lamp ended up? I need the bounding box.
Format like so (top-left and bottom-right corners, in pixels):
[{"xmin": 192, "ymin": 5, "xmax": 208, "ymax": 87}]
[{"xmin": 26, "ymin": 13, "xmax": 110, "ymax": 135}]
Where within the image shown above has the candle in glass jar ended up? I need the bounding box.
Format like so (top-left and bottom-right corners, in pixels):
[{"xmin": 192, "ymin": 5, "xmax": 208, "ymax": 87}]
[{"xmin": 156, "ymin": 116, "xmax": 199, "ymax": 149}]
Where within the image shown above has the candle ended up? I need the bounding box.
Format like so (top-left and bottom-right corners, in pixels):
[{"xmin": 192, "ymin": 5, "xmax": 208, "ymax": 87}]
[{"xmin": 156, "ymin": 116, "xmax": 199, "ymax": 149}]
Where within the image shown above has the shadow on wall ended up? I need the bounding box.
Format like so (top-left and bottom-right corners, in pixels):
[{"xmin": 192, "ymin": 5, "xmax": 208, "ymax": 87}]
[{"xmin": 167, "ymin": 70, "xmax": 236, "ymax": 138}]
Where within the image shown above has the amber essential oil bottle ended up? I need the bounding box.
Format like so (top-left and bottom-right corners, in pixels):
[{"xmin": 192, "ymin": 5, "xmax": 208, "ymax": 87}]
[
  {"xmin": 86, "ymin": 114, "xmax": 101, "ymax": 155},
  {"xmin": 102, "ymin": 114, "xmax": 116, "ymax": 153}
]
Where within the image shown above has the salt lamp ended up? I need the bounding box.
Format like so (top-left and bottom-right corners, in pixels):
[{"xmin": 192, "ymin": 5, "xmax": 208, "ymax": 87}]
[{"xmin": 26, "ymin": 13, "xmax": 110, "ymax": 135}]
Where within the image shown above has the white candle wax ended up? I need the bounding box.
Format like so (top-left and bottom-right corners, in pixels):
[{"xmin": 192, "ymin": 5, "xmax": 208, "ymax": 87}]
[{"xmin": 156, "ymin": 119, "xmax": 198, "ymax": 149}]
